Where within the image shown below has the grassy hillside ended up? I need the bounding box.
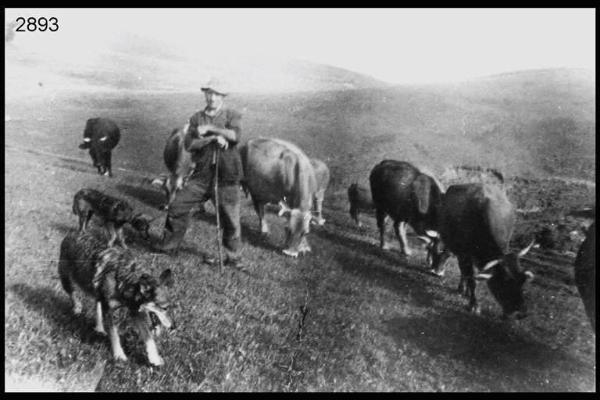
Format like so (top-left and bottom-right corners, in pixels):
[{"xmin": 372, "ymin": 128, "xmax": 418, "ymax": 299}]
[
  {"xmin": 4, "ymin": 147, "xmax": 596, "ymax": 391},
  {"xmin": 4, "ymin": 46, "xmax": 596, "ymax": 391},
  {"xmin": 5, "ymin": 34, "xmax": 387, "ymax": 95},
  {"xmin": 5, "ymin": 67, "xmax": 595, "ymax": 188}
]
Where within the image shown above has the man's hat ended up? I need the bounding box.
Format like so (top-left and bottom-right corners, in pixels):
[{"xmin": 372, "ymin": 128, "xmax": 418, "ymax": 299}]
[{"xmin": 201, "ymin": 78, "xmax": 228, "ymax": 96}]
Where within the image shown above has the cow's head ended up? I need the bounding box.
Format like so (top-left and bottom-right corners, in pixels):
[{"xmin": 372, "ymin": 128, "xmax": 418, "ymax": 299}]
[
  {"xmin": 475, "ymin": 240, "xmax": 535, "ymax": 319},
  {"xmin": 420, "ymin": 231, "xmax": 451, "ymax": 277},
  {"xmin": 151, "ymin": 175, "xmax": 183, "ymax": 210},
  {"xmin": 278, "ymin": 201, "xmax": 312, "ymax": 256}
]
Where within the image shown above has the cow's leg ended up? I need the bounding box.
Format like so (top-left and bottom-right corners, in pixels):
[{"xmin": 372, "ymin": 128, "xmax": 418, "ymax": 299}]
[
  {"xmin": 457, "ymin": 255, "xmax": 479, "ymax": 314},
  {"xmin": 159, "ymin": 183, "xmax": 171, "ymax": 211},
  {"xmin": 457, "ymin": 274, "xmax": 467, "ymax": 296},
  {"xmin": 395, "ymin": 221, "xmax": 412, "ymax": 256},
  {"xmin": 313, "ymin": 191, "xmax": 325, "ymax": 225},
  {"xmin": 90, "ymin": 149, "xmax": 101, "ymax": 174},
  {"xmin": 253, "ymin": 199, "xmax": 269, "ymax": 235},
  {"xmin": 299, "ymin": 235, "xmax": 311, "ymax": 254},
  {"xmin": 106, "ymin": 151, "xmax": 113, "ymax": 177},
  {"xmin": 376, "ymin": 209, "xmax": 389, "ymax": 250},
  {"xmin": 165, "ymin": 176, "xmax": 182, "ymax": 210},
  {"xmin": 349, "ymin": 205, "xmax": 361, "ymax": 227}
]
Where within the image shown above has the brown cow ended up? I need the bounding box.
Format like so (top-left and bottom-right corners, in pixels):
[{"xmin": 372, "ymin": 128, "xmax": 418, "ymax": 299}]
[
  {"xmin": 347, "ymin": 183, "xmax": 373, "ymax": 227},
  {"xmin": 240, "ymin": 138, "xmax": 319, "ymax": 257},
  {"xmin": 429, "ymin": 183, "xmax": 535, "ymax": 318},
  {"xmin": 369, "ymin": 160, "xmax": 445, "ymax": 257},
  {"xmin": 151, "ymin": 124, "xmax": 205, "ymax": 211}
]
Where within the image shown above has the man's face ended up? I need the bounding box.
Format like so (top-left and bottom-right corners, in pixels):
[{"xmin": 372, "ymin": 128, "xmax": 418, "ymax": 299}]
[{"xmin": 204, "ymin": 90, "xmax": 224, "ymax": 110}]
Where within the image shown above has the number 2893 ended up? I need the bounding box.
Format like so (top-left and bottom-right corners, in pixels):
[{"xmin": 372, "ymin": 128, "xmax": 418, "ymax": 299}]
[{"xmin": 16, "ymin": 17, "xmax": 59, "ymax": 32}]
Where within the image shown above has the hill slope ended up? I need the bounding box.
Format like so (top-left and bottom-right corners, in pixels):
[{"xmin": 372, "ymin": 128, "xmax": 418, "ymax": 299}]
[
  {"xmin": 5, "ymin": 33, "xmax": 388, "ymax": 95},
  {"xmin": 6, "ymin": 68, "xmax": 594, "ymax": 185}
]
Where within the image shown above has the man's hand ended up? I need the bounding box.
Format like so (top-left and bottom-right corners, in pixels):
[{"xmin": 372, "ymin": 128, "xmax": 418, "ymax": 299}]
[
  {"xmin": 196, "ymin": 124, "xmax": 215, "ymax": 136},
  {"xmin": 213, "ymin": 135, "xmax": 229, "ymax": 149}
]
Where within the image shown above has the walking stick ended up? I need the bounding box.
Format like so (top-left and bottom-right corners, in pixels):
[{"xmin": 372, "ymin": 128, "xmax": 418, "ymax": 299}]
[{"xmin": 213, "ymin": 145, "xmax": 224, "ymax": 274}]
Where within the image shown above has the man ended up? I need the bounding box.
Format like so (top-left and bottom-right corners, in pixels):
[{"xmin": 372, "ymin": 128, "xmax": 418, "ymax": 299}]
[{"xmin": 153, "ymin": 79, "xmax": 245, "ymax": 267}]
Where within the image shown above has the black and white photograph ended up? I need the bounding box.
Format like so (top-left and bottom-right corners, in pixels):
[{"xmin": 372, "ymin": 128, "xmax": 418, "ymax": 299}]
[{"xmin": 4, "ymin": 8, "xmax": 595, "ymax": 392}]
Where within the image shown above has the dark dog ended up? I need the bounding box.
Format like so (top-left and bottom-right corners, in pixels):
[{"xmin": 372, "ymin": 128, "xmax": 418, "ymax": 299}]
[
  {"xmin": 73, "ymin": 188, "xmax": 154, "ymax": 247},
  {"xmin": 58, "ymin": 230, "xmax": 175, "ymax": 366}
]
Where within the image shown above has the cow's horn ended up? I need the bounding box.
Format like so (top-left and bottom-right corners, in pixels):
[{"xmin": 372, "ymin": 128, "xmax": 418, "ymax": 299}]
[
  {"xmin": 475, "ymin": 273, "xmax": 493, "ymax": 281},
  {"xmin": 425, "ymin": 230, "xmax": 439, "ymax": 238},
  {"xmin": 524, "ymin": 270, "xmax": 534, "ymax": 282},
  {"xmin": 417, "ymin": 235, "xmax": 432, "ymax": 244},
  {"xmin": 518, "ymin": 240, "xmax": 535, "ymax": 257},
  {"xmin": 277, "ymin": 201, "xmax": 288, "ymax": 217},
  {"xmin": 83, "ymin": 137, "xmax": 91, "ymax": 142},
  {"xmin": 481, "ymin": 259, "xmax": 501, "ymax": 271},
  {"xmin": 100, "ymin": 136, "xmax": 108, "ymax": 142}
]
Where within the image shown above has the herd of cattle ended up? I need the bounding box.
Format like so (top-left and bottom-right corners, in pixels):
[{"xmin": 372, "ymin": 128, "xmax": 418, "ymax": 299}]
[{"xmin": 80, "ymin": 117, "xmax": 595, "ymax": 330}]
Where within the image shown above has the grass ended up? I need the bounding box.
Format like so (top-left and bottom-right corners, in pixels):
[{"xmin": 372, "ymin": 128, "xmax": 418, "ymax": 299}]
[
  {"xmin": 4, "ymin": 77, "xmax": 595, "ymax": 391},
  {"xmin": 4, "ymin": 147, "xmax": 595, "ymax": 391}
]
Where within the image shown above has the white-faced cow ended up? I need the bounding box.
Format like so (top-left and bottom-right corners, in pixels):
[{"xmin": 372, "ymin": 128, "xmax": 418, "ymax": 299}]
[
  {"xmin": 240, "ymin": 138, "xmax": 318, "ymax": 257},
  {"xmin": 151, "ymin": 124, "xmax": 203, "ymax": 211},
  {"xmin": 347, "ymin": 183, "xmax": 374, "ymax": 227},
  {"xmin": 79, "ymin": 118, "xmax": 121, "ymax": 177},
  {"xmin": 310, "ymin": 158, "xmax": 330, "ymax": 226},
  {"xmin": 574, "ymin": 221, "xmax": 595, "ymax": 331},
  {"xmin": 369, "ymin": 160, "xmax": 445, "ymax": 257},
  {"xmin": 428, "ymin": 183, "xmax": 535, "ymax": 318}
]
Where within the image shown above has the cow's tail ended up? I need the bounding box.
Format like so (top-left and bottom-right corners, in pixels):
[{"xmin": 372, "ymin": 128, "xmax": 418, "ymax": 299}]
[{"xmin": 297, "ymin": 156, "xmax": 317, "ymax": 211}]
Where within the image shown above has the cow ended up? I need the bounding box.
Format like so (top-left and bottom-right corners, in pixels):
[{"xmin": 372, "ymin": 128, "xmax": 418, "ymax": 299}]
[
  {"xmin": 79, "ymin": 118, "xmax": 121, "ymax": 177},
  {"xmin": 369, "ymin": 160, "xmax": 445, "ymax": 258},
  {"xmin": 151, "ymin": 125, "xmax": 211, "ymax": 213},
  {"xmin": 150, "ymin": 125, "xmax": 196, "ymax": 211},
  {"xmin": 310, "ymin": 158, "xmax": 330, "ymax": 226},
  {"xmin": 347, "ymin": 183, "xmax": 374, "ymax": 228},
  {"xmin": 240, "ymin": 138, "xmax": 318, "ymax": 257},
  {"xmin": 574, "ymin": 221, "xmax": 595, "ymax": 332},
  {"xmin": 428, "ymin": 183, "xmax": 535, "ymax": 318}
]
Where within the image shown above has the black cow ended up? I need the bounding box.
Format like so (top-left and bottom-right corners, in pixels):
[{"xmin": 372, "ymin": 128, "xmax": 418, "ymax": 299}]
[
  {"xmin": 429, "ymin": 183, "xmax": 535, "ymax": 318},
  {"xmin": 347, "ymin": 183, "xmax": 373, "ymax": 227},
  {"xmin": 369, "ymin": 160, "xmax": 445, "ymax": 258},
  {"xmin": 79, "ymin": 118, "xmax": 121, "ymax": 177},
  {"xmin": 574, "ymin": 221, "xmax": 595, "ymax": 332}
]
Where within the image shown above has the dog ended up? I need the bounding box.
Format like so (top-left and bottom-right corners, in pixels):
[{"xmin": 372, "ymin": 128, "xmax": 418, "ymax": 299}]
[
  {"xmin": 58, "ymin": 230, "xmax": 175, "ymax": 366},
  {"xmin": 73, "ymin": 188, "xmax": 154, "ymax": 248}
]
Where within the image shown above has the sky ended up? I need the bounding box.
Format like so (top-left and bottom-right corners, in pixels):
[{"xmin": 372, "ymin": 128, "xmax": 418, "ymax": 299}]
[{"xmin": 5, "ymin": 8, "xmax": 596, "ymax": 84}]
